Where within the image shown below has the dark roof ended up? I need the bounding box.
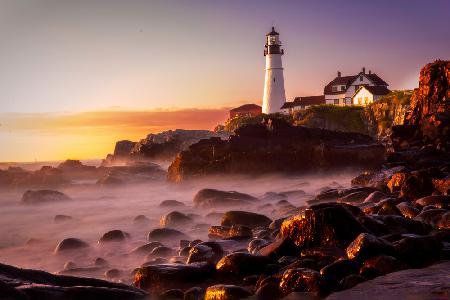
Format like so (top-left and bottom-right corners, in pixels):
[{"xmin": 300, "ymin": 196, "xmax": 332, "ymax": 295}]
[
  {"xmin": 356, "ymin": 85, "xmax": 391, "ymax": 96},
  {"xmin": 323, "ymin": 75, "xmax": 355, "ymax": 94},
  {"xmin": 281, "ymin": 95, "xmax": 325, "ymax": 109},
  {"xmin": 324, "ymin": 72, "xmax": 389, "ymax": 95},
  {"xmin": 266, "ymin": 26, "xmax": 279, "ymax": 36},
  {"xmin": 230, "ymin": 104, "xmax": 262, "ymax": 112}
]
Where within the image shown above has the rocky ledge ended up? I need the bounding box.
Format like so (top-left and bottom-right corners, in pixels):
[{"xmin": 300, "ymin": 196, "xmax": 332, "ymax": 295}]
[
  {"xmin": 168, "ymin": 120, "xmax": 385, "ymax": 181},
  {"xmin": 0, "ymin": 262, "xmax": 147, "ymax": 300}
]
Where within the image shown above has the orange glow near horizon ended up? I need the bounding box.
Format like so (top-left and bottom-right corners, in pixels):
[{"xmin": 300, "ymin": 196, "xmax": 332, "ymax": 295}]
[{"xmin": 0, "ymin": 108, "xmax": 230, "ymax": 162}]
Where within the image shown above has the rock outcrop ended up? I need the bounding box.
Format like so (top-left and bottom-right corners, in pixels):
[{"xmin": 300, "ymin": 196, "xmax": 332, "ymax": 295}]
[
  {"xmin": 103, "ymin": 129, "xmax": 229, "ymax": 165},
  {"xmin": 168, "ymin": 120, "xmax": 385, "ymax": 181}
]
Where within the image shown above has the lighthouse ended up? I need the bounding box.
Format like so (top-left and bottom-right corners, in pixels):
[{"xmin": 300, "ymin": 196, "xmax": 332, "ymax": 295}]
[{"xmin": 262, "ymin": 27, "xmax": 286, "ymax": 114}]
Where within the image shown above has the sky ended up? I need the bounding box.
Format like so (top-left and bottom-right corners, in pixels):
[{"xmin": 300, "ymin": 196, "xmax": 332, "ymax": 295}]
[{"xmin": 0, "ymin": 0, "xmax": 449, "ymax": 162}]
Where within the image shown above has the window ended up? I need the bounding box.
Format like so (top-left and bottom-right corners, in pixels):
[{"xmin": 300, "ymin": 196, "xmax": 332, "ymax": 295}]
[
  {"xmin": 334, "ymin": 99, "xmax": 339, "ymax": 105},
  {"xmin": 360, "ymin": 75, "xmax": 363, "ymax": 82},
  {"xmin": 273, "ymin": 77, "xmax": 276, "ymax": 82},
  {"xmin": 341, "ymin": 85, "xmax": 346, "ymax": 91},
  {"xmin": 332, "ymin": 86, "xmax": 337, "ymax": 92},
  {"xmin": 364, "ymin": 97, "xmax": 368, "ymax": 105},
  {"xmin": 358, "ymin": 97, "xmax": 362, "ymax": 105}
]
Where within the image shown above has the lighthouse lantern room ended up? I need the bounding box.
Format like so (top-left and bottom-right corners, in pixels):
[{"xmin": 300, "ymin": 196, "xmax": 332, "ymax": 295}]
[{"xmin": 262, "ymin": 27, "xmax": 286, "ymax": 114}]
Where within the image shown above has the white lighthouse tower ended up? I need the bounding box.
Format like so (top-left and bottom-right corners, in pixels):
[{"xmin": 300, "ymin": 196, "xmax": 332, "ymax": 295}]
[{"xmin": 262, "ymin": 27, "xmax": 286, "ymax": 114}]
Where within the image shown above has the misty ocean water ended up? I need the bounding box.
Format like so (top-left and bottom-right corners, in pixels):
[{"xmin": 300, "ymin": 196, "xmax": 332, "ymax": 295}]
[{"xmin": 0, "ymin": 172, "xmax": 356, "ymax": 283}]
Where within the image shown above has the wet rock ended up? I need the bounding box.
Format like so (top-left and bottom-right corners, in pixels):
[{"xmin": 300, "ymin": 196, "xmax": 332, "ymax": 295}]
[
  {"xmin": 436, "ymin": 212, "xmax": 450, "ymax": 229},
  {"xmin": 387, "ymin": 172, "xmax": 409, "ymax": 193},
  {"xmin": 376, "ymin": 200, "xmax": 403, "ymax": 216},
  {"xmin": 415, "ymin": 195, "xmax": 449, "ymax": 209},
  {"xmin": 0, "ymin": 262, "xmax": 147, "ymax": 300},
  {"xmin": 160, "ymin": 211, "xmax": 193, "ymax": 228},
  {"xmin": 393, "ymin": 234, "xmax": 442, "ymax": 267},
  {"xmin": 54, "ymin": 238, "xmax": 89, "ymax": 253},
  {"xmin": 147, "ymin": 228, "xmax": 189, "ymax": 242},
  {"xmin": 363, "ymin": 191, "xmax": 388, "ymax": 204},
  {"xmin": 279, "ymin": 268, "xmax": 328, "ymax": 297},
  {"xmin": 400, "ymin": 171, "xmax": 434, "ymax": 200},
  {"xmin": 396, "ymin": 202, "xmax": 420, "ymax": 218},
  {"xmin": 133, "ymin": 215, "xmax": 150, "ymax": 224},
  {"xmin": 320, "ymin": 259, "xmax": 359, "ymax": 288},
  {"xmin": 374, "ymin": 215, "xmax": 430, "ymax": 235},
  {"xmin": 130, "ymin": 241, "xmax": 164, "ymax": 256},
  {"xmin": 216, "ymin": 252, "xmax": 273, "ymax": 277},
  {"xmin": 338, "ymin": 274, "xmax": 365, "ymax": 290},
  {"xmin": 98, "ymin": 230, "xmax": 129, "ymax": 244},
  {"xmin": 414, "ymin": 209, "xmax": 448, "ymax": 227},
  {"xmin": 221, "ymin": 211, "xmax": 272, "ymax": 229},
  {"xmin": 105, "ymin": 268, "xmax": 122, "ymax": 279},
  {"xmin": 54, "ymin": 215, "xmax": 72, "ymax": 222},
  {"xmin": 337, "ymin": 191, "xmax": 371, "ymax": 204},
  {"xmin": 184, "ymin": 287, "xmax": 204, "ymax": 300},
  {"xmin": 193, "ymin": 189, "xmax": 257, "ymax": 208},
  {"xmin": 279, "ymin": 203, "xmax": 366, "ymax": 249},
  {"xmin": 248, "ymin": 239, "xmax": 269, "ymax": 254},
  {"xmin": 159, "ymin": 288, "xmax": 184, "ymax": 300},
  {"xmin": 94, "ymin": 257, "xmax": 108, "ymax": 267},
  {"xmin": 134, "ymin": 262, "xmax": 215, "ymax": 292},
  {"xmin": 269, "ymin": 217, "xmax": 287, "ymax": 231},
  {"xmin": 359, "ymin": 255, "xmax": 407, "ymax": 279},
  {"xmin": 187, "ymin": 242, "xmax": 223, "ymax": 264},
  {"xmin": 22, "ymin": 190, "xmax": 71, "ymax": 204},
  {"xmin": 255, "ymin": 280, "xmax": 282, "ymax": 299},
  {"xmin": 346, "ymin": 233, "xmax": 395, "ymax": 261},
  {"xmin": 311, "ymin": 189, "xmax": 339, "ymax": 204},
  {"xmin": 159, "ymin": 200, "xmax": 185, "ymax": 207},
  {"xmin": 257, "ymin": 237, "xmax": 299, "ymax": 259},
  {"xmin": 141, "ymin": 258, "xmax": 168, "ymax": 267},
  {"xmin": 301, "ymin": 247, "xmax": 346, "ymax": 261},
  {"xmin": 204, "ymin": 284, "xmax": 252, "ymax": 300},
  {"xmin": 63, "ymin": 261, "xmax": 77, "ymax": 270},
  {"xmin": 146, "ymin": 246, "xmax": 175, "ymax": 259}
]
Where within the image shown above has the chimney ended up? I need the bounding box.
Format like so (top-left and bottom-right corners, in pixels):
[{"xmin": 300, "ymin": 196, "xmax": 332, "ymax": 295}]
[
  {"xmin": 337, "ymin": 71, "xmax": 341, "ymax": 77},
  {"xmin": 368, "ymin": 70, "xmax": 372, "ymax": 74},
  {"xmin": 362, "ymin": 67, "xmax": 366, "ymax": 74}
]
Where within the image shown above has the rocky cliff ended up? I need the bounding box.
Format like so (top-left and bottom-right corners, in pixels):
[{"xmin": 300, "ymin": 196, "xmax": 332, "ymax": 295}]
[
  {"xmin": 392, "ymin": 60, "xmax": 450, "ymax": 151},
  {"xmin": 103, "ymin": 129, "xmax": 229, "ymax": 165},
  {"xmin": 167, "ymin": 119, "xmax": 385, "ymax": 181}
]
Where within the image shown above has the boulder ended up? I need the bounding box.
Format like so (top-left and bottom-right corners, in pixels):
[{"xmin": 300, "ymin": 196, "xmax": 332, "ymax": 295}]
[
  {"xmin": 159, "ymin": 289, "xmax": 184, "ymax": 300},
  {"xmin": 319, "ymin": 259, "xmax": 360, "ymax": 287},
  {"xmin": 414, "ymin": 195, "xmax": 449, "ymax": 209},
  {"xmin": 414, "ymin": 209, "xmax": 448, "ymax": 227},
  {"xmin": 98, "ymin": 230, "xmax": 129, "ymax": 244},
  {"xmin": 22, "ymin": 190, "xmax": 71, "ymax": 204},
  {"xmin": 279, "ymin": 268, "xmax": 328, "ymax": 297},
  {"xmin": 216, "ymin": 252, "xmax": 273, "ymax": 277},
  {"xmin": 193, "ymin": 189, "xmax": 258, "ymax": 208},
  {"xmin": 130, "ymin": 242, "xmax": 164, "ymax": 256},
  {"xmin": 221, "ymin": 211, "xmax": 272, "ymax": 229},
  {"xmin": 146, "ymin": 246, "xmax": 175, "ymax": 259},
  {"xmin": 346, "ymin": 233, "xmax": 395, "ymax": 261},
  {"xmin": 134, "ymin": 262, "xmax": 215, "ymax": 292},
  {"xmin": 396, "ymin": 202, "xmax": 419, "ymax": 219},
  {"xmin": 160, "ymin": 211, "xmax": 193, "ymax": 228},
  {"xmin": 338, "ymin": 274, "xmax": 366, "ymax": 291},
  {"xmin": 159, "ymin": 200, "xmax": 185, "ymax": 207},
  {"xmin": 359, "ymin": 255, "xmax": 407, "ymax": 279},
  {"xmin": 54, "ymin": 238, "xmax": 89, "ymax": 253},
  {"xmin": 393, "ymin": 234, "xmax": 442, "ymax": 267},
  {"xmin": 279, "ymin": 203, "xmax": 366, "ymax": 249},
  {"xmin": 204, "ymin": 285, "xmax": 252, "ymax": 300},
  {"xmin": 147, "ymin": 228, "xmax": 189, "ymax": 242},
  {"xmin": 133, "ymin": 215, "xmax": 150, "ymax": 225}
]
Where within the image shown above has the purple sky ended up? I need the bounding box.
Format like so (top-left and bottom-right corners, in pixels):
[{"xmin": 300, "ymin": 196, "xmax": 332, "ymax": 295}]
[{"xmin": 0, "ymin": 0, "xmax": 449, "ymax": 113}]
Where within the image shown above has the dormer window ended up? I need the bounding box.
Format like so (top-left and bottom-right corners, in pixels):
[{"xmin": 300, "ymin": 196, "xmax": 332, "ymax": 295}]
[
  {"xmin": 332, "ymin": 86, "xmax": 337, "ymax": 92},
  {"xmin": 341, "ymin": 85, "xmax": 346, "ymax": 91},
  {"xmin": 360, "ymin": 75, "xmax": 363, "ymax": 82}
]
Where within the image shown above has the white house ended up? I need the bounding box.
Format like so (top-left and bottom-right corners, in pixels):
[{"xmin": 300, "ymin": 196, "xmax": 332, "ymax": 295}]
[
  {"xmin": 280, "ymin": 95, "xmax": 325, "ymax": 114},
  {"xmin": 352, "ymin": 85, "xmax": 390, "ymax": 106},
  {"xmin": 324, "ymin": 68, "xmax": 389, "ymax": 106}
]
